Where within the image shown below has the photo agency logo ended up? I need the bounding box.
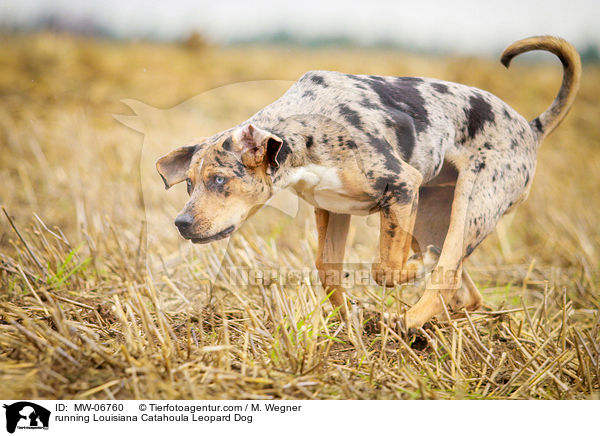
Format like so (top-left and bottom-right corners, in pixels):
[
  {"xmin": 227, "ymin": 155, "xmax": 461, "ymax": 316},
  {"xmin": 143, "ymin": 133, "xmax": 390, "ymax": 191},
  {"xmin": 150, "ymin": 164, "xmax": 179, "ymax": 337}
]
[{"xmin": 3, "ymin": 402, "xmax": 50, "ymax": 433}]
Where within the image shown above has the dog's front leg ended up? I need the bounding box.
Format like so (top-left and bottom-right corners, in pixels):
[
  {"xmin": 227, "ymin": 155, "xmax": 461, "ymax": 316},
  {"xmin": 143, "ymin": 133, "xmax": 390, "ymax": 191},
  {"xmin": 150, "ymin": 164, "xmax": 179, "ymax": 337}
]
[
  {"xmin": 371, "ymin": 167, "xmax": 423, "ymax": 287},
  {"xmin": 314, "ymin": 208, "xmax": 351, "ymax": 321},
  {"xmin": 372, "ymin": 197, "xmax": 419, "ymax": 286}
]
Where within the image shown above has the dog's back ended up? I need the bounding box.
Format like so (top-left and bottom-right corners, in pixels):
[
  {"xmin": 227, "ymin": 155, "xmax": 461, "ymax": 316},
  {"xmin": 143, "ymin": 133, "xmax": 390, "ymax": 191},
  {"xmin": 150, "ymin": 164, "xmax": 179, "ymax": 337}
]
[{"xmin": 251, "ymin": 70, "xmax": 535, "ymax": 183}]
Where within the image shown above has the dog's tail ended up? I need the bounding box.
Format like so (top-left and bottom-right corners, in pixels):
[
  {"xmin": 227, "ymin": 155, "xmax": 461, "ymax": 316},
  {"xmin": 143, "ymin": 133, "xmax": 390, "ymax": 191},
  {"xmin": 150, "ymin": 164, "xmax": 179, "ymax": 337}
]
[{"xmin": 500, "ymin": 35, "xmax": 581, "ymax": 142}]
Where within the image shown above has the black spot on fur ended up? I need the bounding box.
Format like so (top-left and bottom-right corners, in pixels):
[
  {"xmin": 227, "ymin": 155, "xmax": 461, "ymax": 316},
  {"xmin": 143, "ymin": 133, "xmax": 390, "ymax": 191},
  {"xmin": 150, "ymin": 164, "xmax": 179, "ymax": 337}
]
[
  {"xmin": 222, "ymin": 137, "xmax": 232, "ymax": 151},
  {"xmin": 366, "ymin": 134, "xmax": 402, "ymax": 174},
  {"xmin": 397, "ymin": 76, "xmax": 423, "ymax": 83},
  {"xmin": 464, "ymin": 93, "xmax": 495, "ymax": 138},
  {"xmin": 483, "ymin": 142, "xmax": 493, "ymax": 150},
  {"xmin": 431, "ymin": 82, "xmax": 450, "ymax": 94},
  {"xmin": 309, "ymin": 74, "xmax": 327, "ymax": 86},
  {"xmin": 368, "ymin": 75, "xmax": 388, "ymax": 82},
  {"xmin": 338, "ymin": 104, "xmax": 363, "ymax": 129},
  {"xmin": 348, "ymin": 75, "xmax": 430, "ymax": 133},
  {"xmin": 305, "ymin": 135, "xmax": 314, "ymax": 148},
  {"xmin": 302, "ymin": 90, "xmax": 315, "ymax": 98},
  {"xmin": 360, "ymin": 97, "xmax": 380, "ymax": 110},
  {"xmin": 503, "ymin": 108, "xmax": 513, "ymax": 120},
  {"xmin": 232, "ymin": 160, "xmax": 245, "ymax": 178},
  {"xmin": 384, "ymin": 109, "xmax": 416, "ymax": 161},
  {"xmin": 374, "ymin": 178, "xmax": 412, "ymax": 210},
  {"xmin": 522, "ymin": 164, "xmax": 530, "ymax": 187},
  {"xmin": 364, "ymin": 76, "xmax": 430, "ymax": 134}
]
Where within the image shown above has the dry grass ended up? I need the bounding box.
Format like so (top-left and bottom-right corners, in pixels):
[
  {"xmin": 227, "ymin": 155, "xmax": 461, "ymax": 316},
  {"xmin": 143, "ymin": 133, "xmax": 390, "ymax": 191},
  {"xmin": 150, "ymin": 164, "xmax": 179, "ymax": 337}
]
[{"xmin": 0, "ymin": 33, "xmax": 599, "ymax": 400}]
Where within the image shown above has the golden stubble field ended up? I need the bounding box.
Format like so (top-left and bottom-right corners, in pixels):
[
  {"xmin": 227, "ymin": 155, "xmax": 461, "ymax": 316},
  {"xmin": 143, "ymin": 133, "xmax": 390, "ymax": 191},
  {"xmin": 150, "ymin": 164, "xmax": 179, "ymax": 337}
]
[{"xmin": 0, "ymin": 33, "xmax": 598, "ymax": 399}]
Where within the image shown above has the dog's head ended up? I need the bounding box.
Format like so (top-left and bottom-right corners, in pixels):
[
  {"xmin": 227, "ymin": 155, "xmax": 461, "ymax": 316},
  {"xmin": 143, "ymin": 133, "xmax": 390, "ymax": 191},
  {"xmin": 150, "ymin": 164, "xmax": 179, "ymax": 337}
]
[{"xmin": 156, "ymin": 123, "xmax": 284, "ymax": 243}]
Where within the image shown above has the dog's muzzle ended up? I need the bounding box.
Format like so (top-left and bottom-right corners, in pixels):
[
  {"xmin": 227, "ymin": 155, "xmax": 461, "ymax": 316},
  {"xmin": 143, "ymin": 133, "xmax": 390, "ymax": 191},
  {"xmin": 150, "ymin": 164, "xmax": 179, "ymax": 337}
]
[{"xmin": 174, "ymin": 213, "xmax": 235, "ymax": 243}]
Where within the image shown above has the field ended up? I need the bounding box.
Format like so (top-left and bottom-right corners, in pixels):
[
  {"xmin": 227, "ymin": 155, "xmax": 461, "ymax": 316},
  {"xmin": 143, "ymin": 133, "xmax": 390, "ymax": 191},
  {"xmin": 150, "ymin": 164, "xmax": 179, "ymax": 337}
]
[{"xmin": 0, "ymin": 33, "xmax": 599, "ymax": 399}]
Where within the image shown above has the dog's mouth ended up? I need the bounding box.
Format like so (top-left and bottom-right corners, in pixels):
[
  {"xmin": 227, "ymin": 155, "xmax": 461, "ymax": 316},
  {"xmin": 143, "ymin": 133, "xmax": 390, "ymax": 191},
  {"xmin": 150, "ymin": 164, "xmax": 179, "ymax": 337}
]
[{"xmin": 187, "ymin": 225, "xmax": 235, "ymax": 244}]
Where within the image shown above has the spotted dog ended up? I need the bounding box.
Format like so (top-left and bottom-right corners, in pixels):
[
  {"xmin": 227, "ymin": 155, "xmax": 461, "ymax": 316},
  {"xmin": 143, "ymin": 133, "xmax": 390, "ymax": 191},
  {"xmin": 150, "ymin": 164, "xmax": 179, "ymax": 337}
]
[{"xmin": 157, "ymin": 36, "xmax": 580, "ymax": 331}]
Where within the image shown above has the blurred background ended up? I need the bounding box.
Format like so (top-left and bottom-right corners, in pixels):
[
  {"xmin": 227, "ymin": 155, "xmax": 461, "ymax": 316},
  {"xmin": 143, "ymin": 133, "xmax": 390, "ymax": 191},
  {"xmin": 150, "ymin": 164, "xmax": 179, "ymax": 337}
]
[
  {"xmin": 0, "ymin": 0, "xmax": 599, "ymax": 400},
  {"xmin": 2, "ymin": 0, "xmax": 600, "ymax": 56}
]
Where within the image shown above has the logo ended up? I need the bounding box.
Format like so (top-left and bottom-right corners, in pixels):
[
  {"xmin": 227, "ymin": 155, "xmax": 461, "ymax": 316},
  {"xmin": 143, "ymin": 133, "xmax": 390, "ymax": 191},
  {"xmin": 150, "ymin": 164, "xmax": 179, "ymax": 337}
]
[{"xmin": 3, "ymin": 402, "xmax": 50, "ymax": 434}]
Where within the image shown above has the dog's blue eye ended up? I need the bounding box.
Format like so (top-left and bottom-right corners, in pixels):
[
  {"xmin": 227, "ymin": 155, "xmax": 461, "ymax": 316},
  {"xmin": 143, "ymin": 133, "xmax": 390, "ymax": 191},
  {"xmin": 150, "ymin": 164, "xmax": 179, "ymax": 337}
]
[{"xmin": 214, "ymin": 176, "xmax": 225, "ymax": 185}]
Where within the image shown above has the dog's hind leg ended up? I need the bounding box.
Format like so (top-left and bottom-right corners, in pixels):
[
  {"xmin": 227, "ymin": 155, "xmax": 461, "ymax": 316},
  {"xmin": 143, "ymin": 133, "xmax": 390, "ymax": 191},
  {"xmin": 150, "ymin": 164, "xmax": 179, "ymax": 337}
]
[
  {"xmin": 402, "ymin": 169, "xmax": 477, "ymax": 329},
  {"xmin": 314, "ymin": 208, "xmax": 351, "ymax": 320},
  {"xmin": 403, "ymin": 141, "xmax": 532, "ymax": 328}
]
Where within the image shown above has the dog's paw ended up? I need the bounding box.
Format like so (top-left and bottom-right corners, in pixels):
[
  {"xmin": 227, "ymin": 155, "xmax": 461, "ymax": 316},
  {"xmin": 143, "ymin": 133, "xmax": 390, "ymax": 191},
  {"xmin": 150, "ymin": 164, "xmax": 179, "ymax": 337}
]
[
  {"xmin": 363, "ymin": 311, "xmax": 429, "ymax": 349},
  {"xmin": 371, "ymin": 246, "xmax": 440, "ymax": 287}
]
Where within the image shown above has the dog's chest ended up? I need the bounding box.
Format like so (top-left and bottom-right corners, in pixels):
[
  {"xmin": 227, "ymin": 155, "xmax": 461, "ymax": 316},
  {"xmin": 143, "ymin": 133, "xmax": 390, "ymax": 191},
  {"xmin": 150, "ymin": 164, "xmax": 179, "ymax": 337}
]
[{"xmin": 288, "ymin": 164, "xmax": 376, "ymax": 215}]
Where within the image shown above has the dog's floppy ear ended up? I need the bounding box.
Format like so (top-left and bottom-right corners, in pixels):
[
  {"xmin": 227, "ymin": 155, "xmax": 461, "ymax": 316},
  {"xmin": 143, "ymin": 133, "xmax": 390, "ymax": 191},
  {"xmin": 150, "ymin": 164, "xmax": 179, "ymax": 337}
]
[
  {"xmin": 233, "ymin": 124, "xmax": 283, "ymax": 168},
  {"xmin": 156, "ymin": 144, "xmax": 200, "ymax": 189}
]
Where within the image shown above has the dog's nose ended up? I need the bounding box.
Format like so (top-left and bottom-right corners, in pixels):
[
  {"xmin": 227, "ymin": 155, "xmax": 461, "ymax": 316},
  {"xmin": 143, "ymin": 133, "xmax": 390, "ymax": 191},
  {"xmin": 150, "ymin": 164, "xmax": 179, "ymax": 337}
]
[{"xmin": 174, "ymin": 213, "xmax": 194, "ymax": 231}]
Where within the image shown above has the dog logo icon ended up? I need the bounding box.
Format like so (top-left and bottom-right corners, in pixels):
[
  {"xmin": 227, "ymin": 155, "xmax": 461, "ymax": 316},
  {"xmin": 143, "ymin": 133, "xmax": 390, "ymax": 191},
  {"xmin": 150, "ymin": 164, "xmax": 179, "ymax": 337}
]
[{"xmin": 3, "ymin": 402, "xmax": 50, "ymax": 434}]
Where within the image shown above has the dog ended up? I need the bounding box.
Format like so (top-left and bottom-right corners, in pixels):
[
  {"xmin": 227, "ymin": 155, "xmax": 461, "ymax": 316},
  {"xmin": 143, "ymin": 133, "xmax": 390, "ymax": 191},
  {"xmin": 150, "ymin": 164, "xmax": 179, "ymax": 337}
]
[{"xmin": 156, "ymin": 36, "xmax": 580, "ymax": 332}]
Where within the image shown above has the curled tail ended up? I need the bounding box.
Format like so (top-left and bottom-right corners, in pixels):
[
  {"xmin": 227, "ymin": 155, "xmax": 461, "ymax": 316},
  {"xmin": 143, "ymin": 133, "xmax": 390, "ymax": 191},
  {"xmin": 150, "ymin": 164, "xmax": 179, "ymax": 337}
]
[{"xmin": 501, "ymin": 35, "xmax": 581, "ymax": 142}]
